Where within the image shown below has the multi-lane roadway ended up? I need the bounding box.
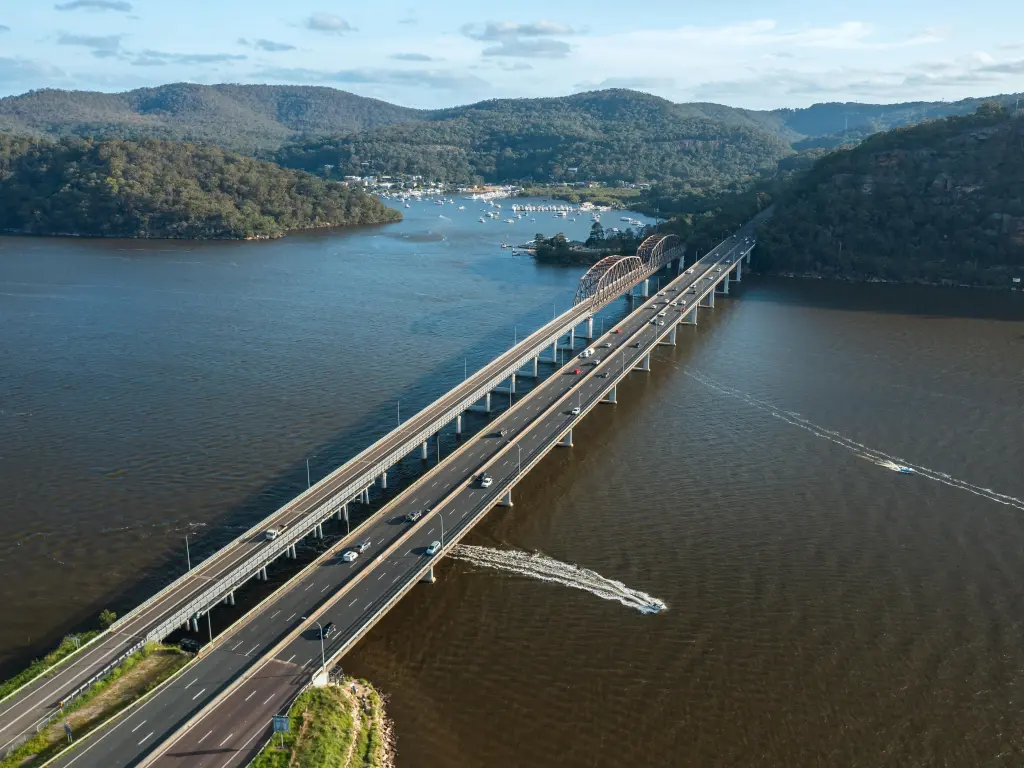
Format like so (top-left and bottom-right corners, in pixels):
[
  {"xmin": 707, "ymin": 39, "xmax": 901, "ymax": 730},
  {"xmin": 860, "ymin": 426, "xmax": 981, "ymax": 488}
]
[{"xmin": 48, "ymin": 221, "xmax": 759, "ymax": 767}]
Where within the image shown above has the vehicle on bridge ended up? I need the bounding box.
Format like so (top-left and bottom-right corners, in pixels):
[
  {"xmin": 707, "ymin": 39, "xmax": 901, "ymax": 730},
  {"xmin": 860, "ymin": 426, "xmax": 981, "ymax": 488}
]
[
  {"xmin": 357, "ymin": 540, "xmax": 372, "ymax": 553},
  {"xmin": 573, "ymin": 368, "xmax": 582, "ymax": 375},
  {"xmin": 341, "ymin": 550, "xmax": 359, "ymax": 562},
  {"xmin": 479, "ymin": 473, "xmax": 493, "ymax": 489},
  {"xmin": 406, "ymin": 510, "xmax": 424, "ymax": 523},
  {"xmin": 570, "ymin": 407, "xmax": 581, "ymax": 416},
  {"xmin": 264, "ymin": 524, "xmax": 288, "ymax": 541},
  {"xmin": 425, "ymin": 541, "xmax": 441, "ymax": 556}
]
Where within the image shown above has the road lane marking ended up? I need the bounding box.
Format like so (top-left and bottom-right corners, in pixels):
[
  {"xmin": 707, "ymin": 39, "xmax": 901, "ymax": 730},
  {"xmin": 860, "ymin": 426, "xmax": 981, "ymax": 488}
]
[
  {"xmin": 219, "ymin": 732, "xmax": 234, "ymax": 747},
  {"xmin": 392, "ymin": 574, "xmax": 400, "ymax": 583},
  {"xmin": 197, "ymin": 729, "xmax": 212, "ymax": 744},
  {"xmin": 229, "ymin": 641, "xmax": 244, "ymax": 652},
  {"xmin": 285, "ymin": 654, "xmax": 295, "ymax": 664},
  {"xmin": 269, "ymin": 610, "xmax": 281, "ymax": 619},
  {"xmin": 131, "ymin": 720, "xmax": 147, "ymax": 733},
  {"xmin": 263, "ymin": 694, "xmax": 274, "ymax": 705},
  {"xmin": 192, "ymin": 688, "xmax": 207, "ymax": 701},
  {"xmin": 185, "ymin": 678, "xmax": 198, "ymax": 689},
  {"xmin": 304, "ymin": 582, "xmax": 314, "ymax": 590},
  {"xmin": 377, "ymin": 571, "xmax": 386, "ymax": 580},
  {"xmin": 245, "ymin": 644, "xmax": 259, "ymax": 656},
  {"xmin": 138, "ymin": 732, "xmax": 153, "ymax": 745},
  {"xmin": 321, "ymin": 584, "xmax": 330, "ymax": 592},
  {"xmin": 286, "ymin": 613, "xmax": 296, "ymax": 621},
  {"xmin": 349, "ymin": 598, "xmax": 358, "ymax": 607},
  {"xmin": 245, "ymin": 690, "xmax": 257, "ymax": 702}
]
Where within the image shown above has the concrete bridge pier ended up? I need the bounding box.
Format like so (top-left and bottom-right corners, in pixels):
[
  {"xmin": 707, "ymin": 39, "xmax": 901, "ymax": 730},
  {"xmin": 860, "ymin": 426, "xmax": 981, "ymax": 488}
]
[
  {"xmin": 315, "ymin": 524, "xmax": 324, "ymax": 539},
  {"xmin": 527, "ymin": 356, "xmax": 539, "ymax": 378},
  {"xmin": 700, "ymin": 290, "xmax": 715, "ymax": 308},
  {"xmin": 224, "ymin": 591, "xmax": 235, "ymax": 606},
  {"xmin": 190, "ymin": 617, "xmax": 199, "ymax": 633},
  {"xmin": 583, "ymin": 316, "xmax": 594, "ymax": 339},
  {"xmin": 735, "ymin": 260, "xmax": 742, "ymax": 282},
  {"xmin": 379, "ymin": 471, "xmax": 387, "ymax": 490},
  {"xmin": 568, "ymin": 326, "xmax": 575, "ymax": 348},
  {"xmin": 498, "ymin": 489, "xmax": 513, "ymax": 507},
  {"xmin": 640, "ymin": 278, "xmax": 650, "ymax": 298},
  {"xmin": 719, "ymin": 273, "xmax": 730, "ymax": 294},
  {"xmin": 634, "ymin": 352, "xmax": 651, "ymax": 372},
  {"xmin": 259, "ymin": 566, "xmax": 268, "ymax": 581},
  {"xmin": 494, "ymin": 373, "xmax": 516, "ymax": 395},
  {"xmin": 455, "ymin": 414, "xmax": 463, "ymax": 436},
  {"xmin": 682, "ymin": 306, "xmax": 698, "ymax": 325},
  {"xmin": 336, "ymin": 503, "xmax": 348, "ymax": 523},
  {"xmin": 548, "ymin": 339, "xmax": 558, "ymax": 363},
  {"xmin": 601, "ymin": 385, "xmax": 617, "ymax": 404},
  {"xmin": 658, "ymin": 325, "xmax": 677, "ymax": 346},
  {"xmin": 746, "ymin": 249, "xmax": 751, "ymax": 265},
  {"xmin": 421, "ymin": 440, "xmax": 429, "ymax": 460},
  {"xmin": 420, "ymin": 565, "xmax": 436, "ymax": 584},
  {"xmin": 470, "ymin": 391, "xmax": 492, "ymax": 413},
  {"xmin": 361, "ymin": 487, "xmax": 371, "ymax": 504},
  {"xmin": 557, "ymin": 428, "xmax": 574, "ymax": 447}
]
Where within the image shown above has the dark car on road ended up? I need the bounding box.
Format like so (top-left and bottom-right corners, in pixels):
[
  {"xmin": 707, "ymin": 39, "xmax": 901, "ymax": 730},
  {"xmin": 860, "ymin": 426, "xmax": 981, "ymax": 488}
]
[
  {"xmin": 322, "ymin": 622, "xmax": 336, "ymax": 639},
  {"xmin": 357, "ymin": 540, "xmax": 371, "ymax": 553}
]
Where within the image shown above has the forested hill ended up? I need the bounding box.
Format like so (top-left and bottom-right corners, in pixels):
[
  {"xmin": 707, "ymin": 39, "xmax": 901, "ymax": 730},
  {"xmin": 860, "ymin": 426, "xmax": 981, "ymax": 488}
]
[
  {"xmin": 756, "ymin": 104, "xmax": 1024, "ymax": 286},
  {"xmin": 0, "ymin": 134, "xmax": 401, "ymax": 240},
  {"xmin": 274, "ymin": 89, "xmax": 793, "ymax": 185},
  {"xmin": 0, "ymin": 84, "xmax": 425, "ymax": 154}
]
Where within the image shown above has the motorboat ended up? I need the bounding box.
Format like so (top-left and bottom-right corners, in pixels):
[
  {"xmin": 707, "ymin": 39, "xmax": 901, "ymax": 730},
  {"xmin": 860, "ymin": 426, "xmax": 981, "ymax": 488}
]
[{"xmin": 896, "ymin": 465, "xmax": 915, "ymax": 474}]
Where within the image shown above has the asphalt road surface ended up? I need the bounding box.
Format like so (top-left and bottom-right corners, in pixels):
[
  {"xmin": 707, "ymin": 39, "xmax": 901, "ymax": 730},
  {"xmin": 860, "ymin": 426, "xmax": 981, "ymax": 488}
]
[{"xmin": 50, "ymin": 226, "xmax": 758, "ymax": 768}]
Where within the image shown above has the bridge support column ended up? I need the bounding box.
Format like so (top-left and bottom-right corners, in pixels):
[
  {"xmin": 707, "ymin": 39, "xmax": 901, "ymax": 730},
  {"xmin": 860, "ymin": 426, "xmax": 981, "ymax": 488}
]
[
  {"xmin": 568, "ymin": 326, "xmax": 575, "ymax": 348},
  {"xmin": 420, "ymin": 565, "xmax": 436, "ymax": 584},
  {"xmin": 316, "ymin": 524, "xmax": 324, "ymax": 539},
  {"xmin": 584, "ymin": 316, "xmax": 594, "ymax": 339},
  {"xmin": 682, "ymin": 306, "xmax": 698, "ymax": 325},
  {"xmin": 640, "ymin": 278, "xmax": 649, "ymax": 298},
  {"xmin": 720, "ymin": 274, "xmax": 730, "ymax": 294},
  {"xmin": 498, "ymin": 489, "xmax": 513, "ymax": 507},
  {"xmin": 700, "ymin": 291, "xmax": 714, "ymax": 308},
  {"xmin": 361, "ymin": 488, "xmax": 370, "ymax": 504},
  {"xmin": 259, "ymin": 566, "xmax": 268, "ymax": 581},
  {"xmin": 529, "ymin": 356, "xmax": 539, "ymax": 378},
  {"xmin": 658, "ymin": 325, "xmax": 677, "ymax": 346},
  {"xmin": 549, "ymin": 340, "xmax": 557, "ymax": 362},
  {"xmin": 455, "ymin": 414, "xmax": 463, "ymax": 436},
  {"xmin": 226, "ymin": 591, "xmax": 235, "ymax": 606},
  {"xmin": 470, "ymin": 391, "xmax": 492, "ymax": 413},
  {"xmin": 735, "ymin": 260, "xmax": 742, "ymax": 281},
  {"xmin": 336, "ymin": 503, "xmax": 347, "ymax": 522},
  {"xmin": 421, "ymin": 441, "xmax": 429, "ymax": 460},
  {"xmin": 746, "ymin": 249, "xmax": 751, "ymax": 265},
  {"xmin": 601, "ymin": 385, "xmax": 617, "ymax": 404},
  {"xmin": 379, "ymin": 471, "xmax": 387, "ymax": 490},
  {"xmin": 557, "ymin": 428, "xmax": 574, "ymax": 448},
  {"xmin": 634, "ymin": 352, "xmax": 651, "ymax": 372},
  {"xmin": 190, "ymin": 617, "xmax": 199, "ymax": 633}
]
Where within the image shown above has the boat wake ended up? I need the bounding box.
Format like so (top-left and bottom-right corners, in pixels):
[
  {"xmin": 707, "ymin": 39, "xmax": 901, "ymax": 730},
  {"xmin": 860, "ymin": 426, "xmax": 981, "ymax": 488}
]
[
  {"xmin": 449, "ymin": 545, "xmax": 667, "ymax": 614},
  {"xmin": 685, "ymin": 369, "xmax": 1024, "ymax": 512}
]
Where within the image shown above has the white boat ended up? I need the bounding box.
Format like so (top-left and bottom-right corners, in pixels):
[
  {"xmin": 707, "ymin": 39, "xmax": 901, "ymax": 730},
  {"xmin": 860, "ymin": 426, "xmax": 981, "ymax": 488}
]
[
  {"xmin": 479, "ymin": 217, "xmax": 486, "ymax": 223},
  {"xmin": 505, "ymin": 218, "xmax": 515, "ymax": 224},
  {"xmin": 405, "ymin": 204, "xmax": 410, "ymax": 208},
  {"xmin": 435, "ymin": 200, "xmax": 444, "ymax": 205},
  {"xmin": 896, "ymin": 465, "xmax": 915, "ymax": 474},
  {"xmin": 457, "ymin": 205, "xmax": 465, "ymax": 210}
]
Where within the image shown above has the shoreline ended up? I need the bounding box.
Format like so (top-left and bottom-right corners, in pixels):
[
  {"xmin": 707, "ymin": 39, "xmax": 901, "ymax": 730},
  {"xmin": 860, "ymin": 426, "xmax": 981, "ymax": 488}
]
[{"xmin": 771, "ymin": 270, "xmax": 1023, "ymax": 292}]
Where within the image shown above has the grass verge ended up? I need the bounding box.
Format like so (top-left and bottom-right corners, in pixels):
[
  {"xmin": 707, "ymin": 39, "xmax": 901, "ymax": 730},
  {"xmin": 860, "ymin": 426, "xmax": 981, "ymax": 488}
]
[
  {"xmin": 250, "ymin": 678, "xmax": 393, "ymax": 768},
  {"xmin": 0, "ymin": 632, "xmax": 101, "ymax": 702},
  {"xmin": 0, "ymin": 644, "xmax": 189, "ymax": 768}
]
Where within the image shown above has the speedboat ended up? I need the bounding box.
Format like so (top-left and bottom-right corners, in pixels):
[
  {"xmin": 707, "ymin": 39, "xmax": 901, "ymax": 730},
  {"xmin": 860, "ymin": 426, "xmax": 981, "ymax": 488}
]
[{"xmin": 896, "ymin": 465, "xmax": 915, "ymax": 474}]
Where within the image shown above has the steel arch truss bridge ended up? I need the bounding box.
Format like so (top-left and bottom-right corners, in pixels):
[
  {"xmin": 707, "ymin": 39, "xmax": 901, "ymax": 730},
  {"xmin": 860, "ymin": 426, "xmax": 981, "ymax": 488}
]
[{"xmin": 573, "ymin": 234, "xmax": 682, "ymax": 307}]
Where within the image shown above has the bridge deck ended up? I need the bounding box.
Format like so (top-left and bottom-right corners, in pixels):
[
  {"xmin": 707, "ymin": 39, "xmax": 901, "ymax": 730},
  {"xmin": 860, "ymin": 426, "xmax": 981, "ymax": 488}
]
[{"xmin": 45, "ymin": 216, "xmax": 765, "ymax": 768}]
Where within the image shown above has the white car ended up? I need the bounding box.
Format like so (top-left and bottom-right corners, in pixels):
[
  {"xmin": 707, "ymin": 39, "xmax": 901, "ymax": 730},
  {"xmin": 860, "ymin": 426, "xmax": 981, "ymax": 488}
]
[
  {"xmin": 426, "ymin": 541, "xmax": 441, "ymax": 556},
  {"xmin": 480, "ymin": 475, "xmax": 493, "ymax": 489},
  {"xmin": 341, "ymin": 550, "xmax": 359, "ymax": 562},
  {"xmin": 570, "ymin": 406, "xmax": 581, "ymax": 416},
  {"xmin": 658, "ymin": 311, "xmax": 667, "ymax": 317}
]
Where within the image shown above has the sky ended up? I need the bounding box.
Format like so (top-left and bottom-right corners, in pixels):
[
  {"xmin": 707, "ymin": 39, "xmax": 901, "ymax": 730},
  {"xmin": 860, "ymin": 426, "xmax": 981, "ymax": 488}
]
[{"xmin": 1, "ymin": 0, "xmax": 1023, "ymax": 110}]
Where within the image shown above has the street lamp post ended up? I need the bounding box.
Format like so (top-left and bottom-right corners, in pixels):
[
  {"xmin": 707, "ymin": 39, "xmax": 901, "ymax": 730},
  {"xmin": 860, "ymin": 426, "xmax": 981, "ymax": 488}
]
[
  {"xmin": 438, "ymin": 512, "xmax": 445, "ymax": 547},
  {"xmin": 302, "ymin": 616, "xmax": 326, "ymax": 676},
  {"xmin": 185, "ymin": 535, "xmax": 191, "ymax": 572},
  {"xmin": 397, "ymin": 401, "xmax": 401, "ymax": 426},
  {"xmin": 517, "ymin": 444, "xmax": 521, "ymax": 477}
]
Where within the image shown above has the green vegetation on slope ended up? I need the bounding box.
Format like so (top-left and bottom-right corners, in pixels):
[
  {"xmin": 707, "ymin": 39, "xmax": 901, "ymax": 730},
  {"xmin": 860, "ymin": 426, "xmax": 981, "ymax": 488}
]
[
  {"xmin": 0, "ymin": 134, "xmax": 401, "ymax": 240},
  {"xmin": 274, "ymin": 90, "xmax": 792, "ymax": 186},
  {"xmin": 0, "ymin": 84, "xmax": 424, "ymax": 154},
  {"xmin": 757, "ymin": 104, "xmax": 1024, "ymax": 285},
  {"xmin": 0, "ymin": 644, "xmax": 188, "ymax": 768},
  {"xmin": 251, "ymin": 680, "xmax": 391, "ymax": 768}
]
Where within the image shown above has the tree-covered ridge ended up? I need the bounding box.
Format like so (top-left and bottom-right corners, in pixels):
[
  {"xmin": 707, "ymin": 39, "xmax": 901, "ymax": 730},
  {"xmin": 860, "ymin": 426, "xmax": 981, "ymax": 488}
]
[
  {"xmin": 275, "ymin": 89, "xmax": 793, "ymax": 185},
  {"xmin": 0, "ymin": 84, "xmax": 425, "ymax": 154},
  {"xmin": 756, "ymin": 105, "xmax": 1024, "ymax": 286},
  {"xmin": 0, "ymin": 134, "xmax": 401, "ymax": 240}
]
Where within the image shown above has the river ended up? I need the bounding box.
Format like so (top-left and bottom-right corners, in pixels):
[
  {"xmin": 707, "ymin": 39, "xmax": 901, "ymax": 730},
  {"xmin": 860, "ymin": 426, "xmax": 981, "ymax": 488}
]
[{"xmin": 1, "ymin": 198, "xmax": 1023, "ymax": 766}]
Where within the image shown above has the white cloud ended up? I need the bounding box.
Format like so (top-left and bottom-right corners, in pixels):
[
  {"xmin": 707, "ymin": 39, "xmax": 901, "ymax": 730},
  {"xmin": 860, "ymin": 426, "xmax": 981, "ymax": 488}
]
[
  {"xmin": 304, "ymin": 13, "xmax": 353, "ymax": 34},
  {"xmin": 54, "ymin": 0, "xmax": 132, "ymax": 11}
]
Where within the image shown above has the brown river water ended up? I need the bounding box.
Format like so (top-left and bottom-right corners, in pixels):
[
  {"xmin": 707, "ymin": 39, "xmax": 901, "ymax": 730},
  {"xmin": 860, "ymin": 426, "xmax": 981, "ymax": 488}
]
[{"xmin": 1, "ymin": 200, "xmax": 1023, "ymax": 766}]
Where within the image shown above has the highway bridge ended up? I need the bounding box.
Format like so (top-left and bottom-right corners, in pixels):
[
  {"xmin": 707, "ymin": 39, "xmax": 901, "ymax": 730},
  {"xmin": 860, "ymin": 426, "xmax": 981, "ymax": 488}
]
[{"xmin": 3, "ymin": 212, "xmax": 768, "ymax": 767}]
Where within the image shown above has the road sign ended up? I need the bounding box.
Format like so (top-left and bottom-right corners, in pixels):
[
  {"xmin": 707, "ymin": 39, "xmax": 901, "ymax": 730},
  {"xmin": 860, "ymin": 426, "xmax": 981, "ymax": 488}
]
[{"xmin": 272, "ymin": 716, "xmax": 290, "ymax": 734}]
